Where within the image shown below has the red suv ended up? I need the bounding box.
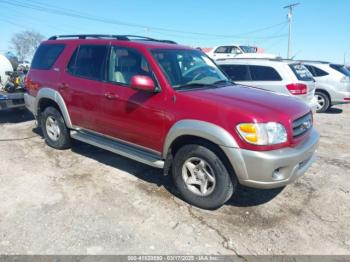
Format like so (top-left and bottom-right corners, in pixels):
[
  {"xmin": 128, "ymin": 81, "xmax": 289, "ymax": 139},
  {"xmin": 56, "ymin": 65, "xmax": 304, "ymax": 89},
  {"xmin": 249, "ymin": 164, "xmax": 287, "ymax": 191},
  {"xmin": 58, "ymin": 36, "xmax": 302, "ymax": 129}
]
[{"xmin": 25, "ymin": 35, "xmax": 319, "ymax": 209}]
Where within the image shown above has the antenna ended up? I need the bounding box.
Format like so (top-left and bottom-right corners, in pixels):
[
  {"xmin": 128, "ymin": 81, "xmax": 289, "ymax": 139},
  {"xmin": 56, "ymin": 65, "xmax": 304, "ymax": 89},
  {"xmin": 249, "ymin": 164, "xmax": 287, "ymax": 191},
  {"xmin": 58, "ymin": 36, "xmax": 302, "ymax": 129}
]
[{"xmin": 284, "ymin": 3, "xmax": 300, "ymax": 59}]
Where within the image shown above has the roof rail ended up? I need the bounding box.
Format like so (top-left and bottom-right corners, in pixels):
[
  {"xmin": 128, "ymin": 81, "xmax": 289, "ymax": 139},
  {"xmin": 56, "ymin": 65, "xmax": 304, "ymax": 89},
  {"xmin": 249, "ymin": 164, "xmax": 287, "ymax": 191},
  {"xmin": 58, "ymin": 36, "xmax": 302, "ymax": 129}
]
[
  {"xmin": 294, "ymin": 59, "xmax": 330, "ymax": 64},
  {"xmin": 48, "ymin": 34, "xmax": 177, "ymax": 44},
  {"xmin": 216, "ymin": 57, "xmax": 284, "ymax": 62}
]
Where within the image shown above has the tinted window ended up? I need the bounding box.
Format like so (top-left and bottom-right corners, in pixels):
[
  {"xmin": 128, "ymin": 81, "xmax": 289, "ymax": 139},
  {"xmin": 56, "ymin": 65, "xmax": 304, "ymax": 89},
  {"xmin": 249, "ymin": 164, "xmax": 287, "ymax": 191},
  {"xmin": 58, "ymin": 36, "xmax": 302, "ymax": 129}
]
[
  {"xmin": 220, "ymin": 65, "xmax": 250, "ymax": 81},
  {"xmin": 68, "ymin": 45, "xmax": 108, "ymax": 80},
  {"xmin": 239, "ymin": 46, "xmax": 257, "ymax": 53},
  {"xmin": 108, "ymin": 46, "xmax": 152, "ymax": 85},
  {"xmin": 215, "ymin": 46, "xmax": 240, "ymax": 54},
  {"xmin": 305, "ymin": 65, "xmax": 328, "ymax": 77},
  {"xmin": 330, "ymin": 64, "xmax": 350, "ymax": 77},
  {"xmin": 215, "ymin": 46, "xmax": 231, "ymax": 53},
  {"xmin": 31, "ymin": 44, "xmax": 65, "ymax": 70},
  {"xmin": 249, "ymin": 65, "xmax": 282, "ymax": 81},
  {"xmin": 289, "ymin": 63, "xmax": 314, "ymax": 81}
]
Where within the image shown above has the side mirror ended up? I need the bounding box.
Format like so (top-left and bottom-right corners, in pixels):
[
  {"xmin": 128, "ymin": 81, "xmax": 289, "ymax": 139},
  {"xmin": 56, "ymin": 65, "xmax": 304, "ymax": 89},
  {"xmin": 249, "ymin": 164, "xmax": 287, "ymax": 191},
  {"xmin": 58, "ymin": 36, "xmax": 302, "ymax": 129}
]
[{"xmin": 130, "ymin": 75, "xmax": 156, "ymax": 92}]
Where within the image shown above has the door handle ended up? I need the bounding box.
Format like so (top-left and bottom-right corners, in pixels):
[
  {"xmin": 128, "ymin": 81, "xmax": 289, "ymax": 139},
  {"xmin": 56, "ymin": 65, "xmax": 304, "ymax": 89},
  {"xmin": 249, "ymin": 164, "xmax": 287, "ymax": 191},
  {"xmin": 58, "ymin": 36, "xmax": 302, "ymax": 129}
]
[{"xmin": 104, "ymin": 93, "xmax": 119, "ymax": 100}]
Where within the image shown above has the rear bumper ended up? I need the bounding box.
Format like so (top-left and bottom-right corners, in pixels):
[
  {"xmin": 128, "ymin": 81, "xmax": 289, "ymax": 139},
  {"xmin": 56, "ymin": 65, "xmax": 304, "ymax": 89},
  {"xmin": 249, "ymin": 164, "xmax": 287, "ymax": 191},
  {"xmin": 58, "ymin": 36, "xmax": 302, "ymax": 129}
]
[
  {"xmin": 221, "ymin": 128, "xmax": 320, "ymax": 189},
  {"xmin": 0, "ymin": 93, "xmax": 25, "ymax": 110},
  {"xmin": 308, "ymin": 96, "xmax": 318, "ymax": 113},
  {"xmin": 331, "ymin": 91, "xmax": 350, "ymax": 105},
  {"xmin": 24, "ymin": 93, "xmax": 36, "ymax": 114}
]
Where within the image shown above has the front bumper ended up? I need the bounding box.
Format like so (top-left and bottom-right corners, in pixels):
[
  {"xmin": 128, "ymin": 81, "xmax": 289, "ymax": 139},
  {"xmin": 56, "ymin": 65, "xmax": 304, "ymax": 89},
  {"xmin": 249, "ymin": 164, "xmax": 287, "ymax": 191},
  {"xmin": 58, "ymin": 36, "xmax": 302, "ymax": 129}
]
[{"xmin": 221, "ymin": 128, "xmax": 320, "ymax": 189}]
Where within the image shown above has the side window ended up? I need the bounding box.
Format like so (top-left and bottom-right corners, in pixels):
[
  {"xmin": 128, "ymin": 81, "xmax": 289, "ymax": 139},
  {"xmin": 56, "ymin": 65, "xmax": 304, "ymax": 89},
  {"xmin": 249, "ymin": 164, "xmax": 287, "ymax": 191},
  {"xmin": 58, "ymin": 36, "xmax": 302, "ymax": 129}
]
[
  {"xmin": 312, "ymin": 66, "xmax": 329, "ymax": 77},
  {"xmin": 220, "ymin": 65, "xmax": 250, "ymax": 81},
  {"xmin": 108, "ymin": 46, "xmax": 152, "ymax": 85},
  {"xmin": 249, "ymin": 65, "xmax": 282, "ymax": 81},
  {"xmin": 31, "ymin": 44, "xmax": 65, "ymax": 70},
  {"xmin": 214, "ymin": 46, "xmax": 231, "ymax": 54},
  {"xmin": 67, "ymin": 45, "xmax": 108, "ymax": 80}
]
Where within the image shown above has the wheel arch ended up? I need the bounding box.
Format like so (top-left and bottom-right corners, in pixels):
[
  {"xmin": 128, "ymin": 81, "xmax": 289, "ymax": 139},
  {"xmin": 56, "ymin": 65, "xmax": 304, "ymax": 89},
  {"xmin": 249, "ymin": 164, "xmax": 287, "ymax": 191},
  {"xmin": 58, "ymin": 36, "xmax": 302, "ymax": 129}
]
[
  {"xmin": 315, "ymin": 88, "xmax": 332, "ymax": 102},
  {"xmin": 163, "ymin": 120, "xmax": 239, "ymax": 159},
  {"xmin": 36, "ymin": 88, "xmax": 73, "ymax": 128}
]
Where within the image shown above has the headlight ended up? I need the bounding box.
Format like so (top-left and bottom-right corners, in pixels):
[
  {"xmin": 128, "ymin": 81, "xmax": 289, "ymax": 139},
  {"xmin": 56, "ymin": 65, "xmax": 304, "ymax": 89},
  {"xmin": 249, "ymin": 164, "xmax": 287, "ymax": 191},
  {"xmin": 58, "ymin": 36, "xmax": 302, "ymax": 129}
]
[{"xmin": 236, "ymin": 122, "xmax": 287, "ymax": 145}]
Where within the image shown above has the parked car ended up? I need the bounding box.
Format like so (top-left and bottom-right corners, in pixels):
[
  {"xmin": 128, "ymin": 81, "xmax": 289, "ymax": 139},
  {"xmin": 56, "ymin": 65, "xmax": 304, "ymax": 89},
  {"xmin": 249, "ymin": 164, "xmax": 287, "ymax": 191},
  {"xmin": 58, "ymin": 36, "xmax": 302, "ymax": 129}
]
[
  {"xmin": 217, "ymin": 58, "xmax": 318, "ymax": 111},
  {"xmin": 206, "ymin": 45, "xmax": 278, "ymax": 60},
  {"xmin": 24, "ymin": 34, "xmax": 319, "ymax": 209},
  {"xmin": 301, "ymin": 61, "xmax": 350, "ymax": 112}
]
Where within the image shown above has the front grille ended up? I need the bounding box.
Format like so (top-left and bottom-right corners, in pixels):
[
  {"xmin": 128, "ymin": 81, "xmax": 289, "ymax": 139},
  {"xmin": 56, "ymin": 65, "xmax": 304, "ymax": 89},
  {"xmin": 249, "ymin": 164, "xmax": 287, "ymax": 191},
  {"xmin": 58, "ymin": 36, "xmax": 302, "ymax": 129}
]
[{"xmin": 293, "ymin": 113, "xmax": 312, "ymax": 138}]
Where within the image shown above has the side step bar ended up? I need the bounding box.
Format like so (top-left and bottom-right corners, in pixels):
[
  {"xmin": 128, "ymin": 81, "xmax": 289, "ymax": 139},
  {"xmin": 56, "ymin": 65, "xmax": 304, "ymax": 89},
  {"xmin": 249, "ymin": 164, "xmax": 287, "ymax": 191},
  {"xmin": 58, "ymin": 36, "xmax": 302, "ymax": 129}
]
[{"xmin": 70, "ymin": 130, "xmax": 164, "ymax": 168}]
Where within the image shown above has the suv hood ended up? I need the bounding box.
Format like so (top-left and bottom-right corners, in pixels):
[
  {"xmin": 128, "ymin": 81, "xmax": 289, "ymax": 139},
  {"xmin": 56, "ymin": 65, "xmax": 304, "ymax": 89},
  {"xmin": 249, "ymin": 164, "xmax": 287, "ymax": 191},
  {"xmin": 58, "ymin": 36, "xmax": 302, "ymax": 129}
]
[{"xmin": 180, "ymin": 84, "xmax": 310, "ymax": 122}]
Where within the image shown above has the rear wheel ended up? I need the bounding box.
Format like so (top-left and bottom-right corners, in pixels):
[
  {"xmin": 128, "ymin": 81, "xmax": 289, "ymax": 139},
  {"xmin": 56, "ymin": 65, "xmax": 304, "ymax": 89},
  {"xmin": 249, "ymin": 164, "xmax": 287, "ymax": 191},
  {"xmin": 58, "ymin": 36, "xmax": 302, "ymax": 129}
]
[
  {"xmin": 172, "ymin": 144, "xmax": 236, "ymax": 210},
  {"xmin": 315, "ymin": 91, "xmax": 330, "ymax": 113},
  {"xmin": 41, "ymin": 107, "xmax": 71, "ymax": 149}
]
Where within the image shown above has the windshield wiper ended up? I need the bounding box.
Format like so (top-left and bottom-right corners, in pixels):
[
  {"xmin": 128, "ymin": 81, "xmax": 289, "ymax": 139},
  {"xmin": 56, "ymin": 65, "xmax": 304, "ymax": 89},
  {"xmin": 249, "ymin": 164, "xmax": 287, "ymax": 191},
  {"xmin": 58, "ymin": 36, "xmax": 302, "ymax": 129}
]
[
  {"xmin": 212, "ymin": 80, "xmax": 235, "ymax": 86},
  {"xmin": 174, "ymin": 83, "xmax": 212, "ymax": 90}
]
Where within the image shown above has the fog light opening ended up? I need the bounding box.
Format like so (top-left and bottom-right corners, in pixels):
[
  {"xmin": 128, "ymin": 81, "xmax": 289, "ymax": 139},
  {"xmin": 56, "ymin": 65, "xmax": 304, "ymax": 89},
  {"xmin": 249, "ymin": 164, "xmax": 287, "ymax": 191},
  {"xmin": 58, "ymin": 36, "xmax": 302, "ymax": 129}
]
[{"xmin": 272, "ymin": 168, "xmax": 284, "ymax": 181}]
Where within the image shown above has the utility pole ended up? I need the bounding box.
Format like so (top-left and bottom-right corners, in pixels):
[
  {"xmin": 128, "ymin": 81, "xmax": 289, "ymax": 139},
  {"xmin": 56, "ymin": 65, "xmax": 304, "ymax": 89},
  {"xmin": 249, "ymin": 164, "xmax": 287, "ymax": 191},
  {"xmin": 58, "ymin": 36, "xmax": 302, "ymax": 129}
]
[
  {"xmin": 344, "ymin": 51, "xmax": 347, "ymax": 65},
  {"xmin": 284, "ymin": 3, "xmax": 300, "ymax": 59}
]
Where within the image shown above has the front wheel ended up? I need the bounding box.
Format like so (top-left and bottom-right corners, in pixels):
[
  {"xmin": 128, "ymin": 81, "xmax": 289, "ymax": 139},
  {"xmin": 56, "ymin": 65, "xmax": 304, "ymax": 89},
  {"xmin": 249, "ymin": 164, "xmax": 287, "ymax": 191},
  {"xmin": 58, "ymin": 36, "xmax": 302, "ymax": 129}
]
[
  {"xmin": 41, "ymin": 107, "xmax": 71, "ymax": 150},
  {"xmin": 172, "ymin": 144, "xmax": 236, "ymax": 210},
  {"xmin": 315, "ymin": 91, "xmax": 330, "ymax": 113}
]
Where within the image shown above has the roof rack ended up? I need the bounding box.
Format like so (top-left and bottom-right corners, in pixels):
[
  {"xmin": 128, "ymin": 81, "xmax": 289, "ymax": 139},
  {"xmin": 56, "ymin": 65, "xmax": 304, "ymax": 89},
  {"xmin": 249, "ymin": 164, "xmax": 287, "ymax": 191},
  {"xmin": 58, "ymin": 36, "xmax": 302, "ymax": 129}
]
[{"xmin": 48, "ymin": 34, "xmax": 177, "ymax": 44}]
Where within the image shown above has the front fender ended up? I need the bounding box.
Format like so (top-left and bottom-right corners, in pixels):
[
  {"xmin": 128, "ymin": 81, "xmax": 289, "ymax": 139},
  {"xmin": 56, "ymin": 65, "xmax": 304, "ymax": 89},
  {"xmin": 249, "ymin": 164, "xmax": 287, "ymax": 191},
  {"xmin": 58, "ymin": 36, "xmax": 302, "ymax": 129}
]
[{"xmin": 162, "ymin": 119, "xmax": 239, "ymax": 158}]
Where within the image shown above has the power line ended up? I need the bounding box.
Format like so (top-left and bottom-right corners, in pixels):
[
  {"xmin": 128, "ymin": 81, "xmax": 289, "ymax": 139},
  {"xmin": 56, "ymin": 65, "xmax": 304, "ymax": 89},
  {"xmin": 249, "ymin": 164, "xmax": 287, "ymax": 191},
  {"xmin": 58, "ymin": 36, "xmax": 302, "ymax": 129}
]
[{"xmin": 0, "ymin": 0, "xmax": 287, "ymax": 39}]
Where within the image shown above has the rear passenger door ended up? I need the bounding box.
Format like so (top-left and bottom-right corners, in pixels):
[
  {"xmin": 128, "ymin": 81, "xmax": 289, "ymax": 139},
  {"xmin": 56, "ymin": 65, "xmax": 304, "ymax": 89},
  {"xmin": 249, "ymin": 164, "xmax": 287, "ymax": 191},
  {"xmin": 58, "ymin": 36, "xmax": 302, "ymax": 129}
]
[
  {"xmin": 59, "ymin": 44, "xmax": 108, "ymax": 132},
  {"xmin": 244, "ymin": 65, "xmax": 284, "ymax": 93}
]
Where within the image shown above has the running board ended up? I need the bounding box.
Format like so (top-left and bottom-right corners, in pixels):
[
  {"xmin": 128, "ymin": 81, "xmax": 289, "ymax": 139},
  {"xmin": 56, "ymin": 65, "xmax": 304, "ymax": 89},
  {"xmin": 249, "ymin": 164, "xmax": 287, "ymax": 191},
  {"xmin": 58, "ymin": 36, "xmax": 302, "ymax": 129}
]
[{"xmin": 70, "ymin": 130, "xmax": 164, "ymax": 168}]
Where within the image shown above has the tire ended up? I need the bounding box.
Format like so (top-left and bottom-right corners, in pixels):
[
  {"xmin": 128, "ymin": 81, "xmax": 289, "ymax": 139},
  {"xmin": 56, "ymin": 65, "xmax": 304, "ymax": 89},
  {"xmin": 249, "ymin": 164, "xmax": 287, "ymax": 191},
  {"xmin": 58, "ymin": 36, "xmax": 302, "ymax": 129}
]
[
  {"xmin": 41, "ymin": 107, "xmax": 71, "ymax": 150},
  {"xmin": 172, "ymin": 144, "xmax": 236, "ymax": 210},
  {"xmin": 315, "ymin": 91, "xmax": 330, "ymax": 113}
]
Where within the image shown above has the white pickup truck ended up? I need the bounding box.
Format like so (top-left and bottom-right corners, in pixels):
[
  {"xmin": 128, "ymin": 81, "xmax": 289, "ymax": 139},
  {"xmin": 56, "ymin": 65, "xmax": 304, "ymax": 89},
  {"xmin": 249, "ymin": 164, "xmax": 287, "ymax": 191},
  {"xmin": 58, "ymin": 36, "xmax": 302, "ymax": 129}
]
[{"xmin": 205, "ymin": 45, "xmax": 278, "ymax": 60}]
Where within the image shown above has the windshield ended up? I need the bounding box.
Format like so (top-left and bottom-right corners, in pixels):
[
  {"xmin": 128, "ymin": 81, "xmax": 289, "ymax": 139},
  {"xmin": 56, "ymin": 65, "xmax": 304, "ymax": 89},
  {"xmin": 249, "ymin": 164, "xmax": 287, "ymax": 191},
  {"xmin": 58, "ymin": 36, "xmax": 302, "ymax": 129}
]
[
  {"xmin": 151, "ymin": 49, "xmax": 229, "ymax": 90},
  {"xmin": 239, "ymin": 46, "xmax": 257, "ymax": 53},
  {"xmin": 330, "ymin": 64, "xmax": 350, "ymax": 77}
]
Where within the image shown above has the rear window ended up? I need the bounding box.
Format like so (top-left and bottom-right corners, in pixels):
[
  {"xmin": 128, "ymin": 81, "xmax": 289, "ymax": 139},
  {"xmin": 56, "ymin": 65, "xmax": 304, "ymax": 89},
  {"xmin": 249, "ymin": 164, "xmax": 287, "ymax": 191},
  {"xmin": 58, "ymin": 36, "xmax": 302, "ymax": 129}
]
[
  {"xmin": 249, "ymin": 65, "xmax": 282, "ymax": 81},
  {"xmin": 220, "ymin": 64, "xmax": 250, "ymax": 81},
  {"xmin": 289, "ymin": 63, "xmax": 314, "ymax": 81},
  {"xmin": 31, "ymin": 44, "xmax": 65, "ymax": 70},
  {"xmin": 330, "ymin": 64, "xmax": 350, "ymax": 77}
]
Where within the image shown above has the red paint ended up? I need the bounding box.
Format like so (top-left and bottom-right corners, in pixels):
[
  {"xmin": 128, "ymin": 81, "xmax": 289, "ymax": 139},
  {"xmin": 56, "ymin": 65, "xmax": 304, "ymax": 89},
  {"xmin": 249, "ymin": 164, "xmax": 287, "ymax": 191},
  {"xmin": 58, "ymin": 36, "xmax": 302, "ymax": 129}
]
[{"xmin": 27, "ymin": 38, "xmax": 312, "ymax": 153}]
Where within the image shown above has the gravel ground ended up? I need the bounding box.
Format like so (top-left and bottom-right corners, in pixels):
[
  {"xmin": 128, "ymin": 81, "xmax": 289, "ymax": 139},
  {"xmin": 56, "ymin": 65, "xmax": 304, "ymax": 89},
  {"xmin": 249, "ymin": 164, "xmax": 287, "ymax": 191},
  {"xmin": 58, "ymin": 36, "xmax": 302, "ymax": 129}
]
[{"xmin": 0, "ymin": 105, "xmax": 349, "ymax": 255}]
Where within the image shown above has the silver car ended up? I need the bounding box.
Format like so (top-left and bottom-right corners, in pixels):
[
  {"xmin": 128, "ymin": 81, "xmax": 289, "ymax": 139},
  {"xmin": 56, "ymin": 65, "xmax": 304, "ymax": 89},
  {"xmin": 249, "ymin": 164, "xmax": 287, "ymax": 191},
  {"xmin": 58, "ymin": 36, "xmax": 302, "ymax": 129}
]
[{"xmin": 303, "ymin": 61, "xmax": 350, "ymax": 112}]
